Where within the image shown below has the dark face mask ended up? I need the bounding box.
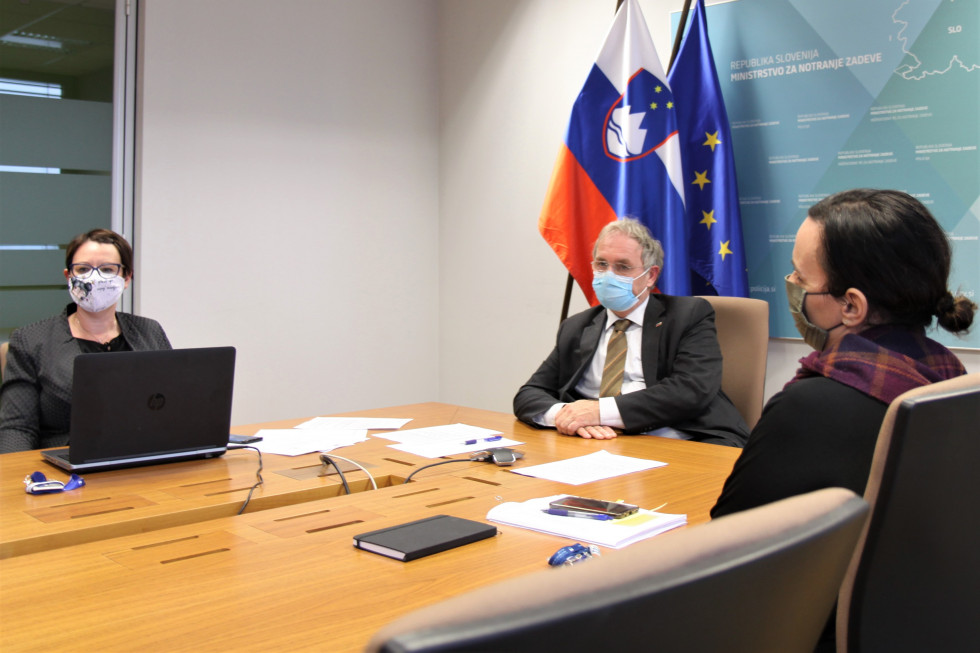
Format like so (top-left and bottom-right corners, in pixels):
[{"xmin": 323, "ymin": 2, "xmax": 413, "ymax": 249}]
[{"xmin": 785, "ymin": 274, "xmax": 843, "ymax": 350}]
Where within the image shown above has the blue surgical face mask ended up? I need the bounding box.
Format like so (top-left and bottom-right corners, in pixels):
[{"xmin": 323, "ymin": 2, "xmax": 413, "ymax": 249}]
[{"xmin": 592, "ymin": 268, "xmax": 650, "ymax": 313}]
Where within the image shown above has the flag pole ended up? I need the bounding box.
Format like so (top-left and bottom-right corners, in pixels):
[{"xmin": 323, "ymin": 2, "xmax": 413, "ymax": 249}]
[
  {"xmin": 668, "ymin": 0, "xmax": 694, "ymax": 73},
  {"xmin": 559, "ymin": 274, "xmax": 575, "ymax": 324}
]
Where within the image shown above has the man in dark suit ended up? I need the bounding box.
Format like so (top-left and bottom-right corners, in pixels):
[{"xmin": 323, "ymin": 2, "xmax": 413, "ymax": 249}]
[{"xmin": 514, "ymin": 218, "xmax": 748, "ymax": 447}]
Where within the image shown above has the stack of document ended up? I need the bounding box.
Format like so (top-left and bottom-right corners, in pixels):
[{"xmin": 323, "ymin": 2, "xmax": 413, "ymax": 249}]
[
  {"xmin": 487, "ymin": 495, "xmax": 686, "ymax": 549},
  {"xmin": 376, "ymin": 423, "xmax": 523, "ymax": 458},
  {"xmin": 248, "ymin": 416, "xmax": 412, "ymax": 456}
]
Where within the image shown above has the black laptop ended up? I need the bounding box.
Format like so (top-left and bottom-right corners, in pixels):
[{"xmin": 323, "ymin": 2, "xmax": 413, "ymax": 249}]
[{"xmin": 41, "ymin": 346, "xmax": 236, "ymax": 472}]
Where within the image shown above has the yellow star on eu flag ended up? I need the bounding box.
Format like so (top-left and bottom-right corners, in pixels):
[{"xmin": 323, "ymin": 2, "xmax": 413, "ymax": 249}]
[
  {"xmin": 700, "ymin": 210, "xmax": 717, "ymax": 230},
  {"xmin": 703, "ymin": 131, "xmax": 721, "ymax": 151},
  {"xmin": 719, "ymin": 240, "xmax": 733, "ymax": 260},
  {"xmin": 650, "ymin": 101, "xmax": 658, "ymax": 110},
  {"xmin": 692, "ymin": 170, "xmax": 711, "ymax": 190},
  {"xmin": 654, "ymin": 85, "xmax": 663, "ymax": 93}
]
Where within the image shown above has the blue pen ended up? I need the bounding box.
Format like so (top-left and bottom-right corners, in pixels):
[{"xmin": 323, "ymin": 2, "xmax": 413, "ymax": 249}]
[
  {"xmin": 463, "ymin": 435, "xmax": 503, "ymax": 445},
  {"xmin": 542, "ymin": 508, "xmax": 613, "ymax": 521}
]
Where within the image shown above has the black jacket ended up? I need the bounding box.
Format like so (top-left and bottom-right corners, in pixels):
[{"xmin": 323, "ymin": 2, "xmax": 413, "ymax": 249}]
[
  {"xmin": 0, "ymin": 304, "xmax": 172, "ymax": 453},
  {"xmin": 513, "ymin": 294, "xmax": 748, "ymax": 447},
  {"xmin": 711, "ymin": 376, "xmax": 888, "ymax": 517}
]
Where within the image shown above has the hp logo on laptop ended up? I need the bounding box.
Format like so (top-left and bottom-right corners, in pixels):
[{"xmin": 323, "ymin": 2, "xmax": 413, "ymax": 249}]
[{"xmin": 147, "ymin": 393, "xmax": 167, "ymax": 410}]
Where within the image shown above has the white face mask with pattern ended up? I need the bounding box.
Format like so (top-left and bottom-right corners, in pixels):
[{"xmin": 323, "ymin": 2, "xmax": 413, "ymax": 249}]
[{"xmin": 68, "ymin": 275, "xmax": 126, "ymax": 313}]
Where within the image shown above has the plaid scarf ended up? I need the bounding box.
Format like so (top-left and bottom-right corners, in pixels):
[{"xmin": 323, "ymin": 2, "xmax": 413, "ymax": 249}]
[{"xmin": 787, "ymin": 325, "xmax": 966, "ymax": 404}]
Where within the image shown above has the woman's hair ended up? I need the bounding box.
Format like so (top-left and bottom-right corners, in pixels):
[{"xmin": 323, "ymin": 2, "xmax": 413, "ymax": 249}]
[
  {"xmin": 808, "ymin": 189, "xmax": 974, "ymax": 334},
  {"xmin": 65, "ymin": 228, "xmax": 134, "ymax": 278}
]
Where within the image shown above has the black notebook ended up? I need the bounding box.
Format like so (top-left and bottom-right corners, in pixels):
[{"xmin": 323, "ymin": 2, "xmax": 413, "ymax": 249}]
[{"xmin": 353, "ymin": 515, "xmax": 497, "ymax": 561}]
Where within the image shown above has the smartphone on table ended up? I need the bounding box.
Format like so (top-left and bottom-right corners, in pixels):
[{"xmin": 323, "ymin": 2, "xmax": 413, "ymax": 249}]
[{"xmin": 549, "ymin": 496, "xmax": 639, "ymax": 519}]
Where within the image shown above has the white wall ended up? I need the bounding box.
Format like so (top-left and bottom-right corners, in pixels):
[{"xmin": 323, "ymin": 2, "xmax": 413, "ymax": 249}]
[
  {"xmin": 136, "ymin": 0, "xmax": 440, "ymax": 424},
  {"xmin": 134, "ymin": 0, "xmax": 978, "ymax": 425}
]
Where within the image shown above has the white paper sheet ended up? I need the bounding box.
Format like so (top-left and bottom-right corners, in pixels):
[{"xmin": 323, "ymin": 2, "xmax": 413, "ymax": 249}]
[
  {"xmin": 377, "ymin": 423, "xmax": 523, "ymax": 458},
  {"xmin": 251, "ymin": 428, "xmax": 369, "ymax": 456},
  {"xmin": 509, "ymin": 450, "xmax": 666, "ymax": 485},
  {"xmin": 293, "ymin": 416, "xmax": 412, "ymax": 430}
]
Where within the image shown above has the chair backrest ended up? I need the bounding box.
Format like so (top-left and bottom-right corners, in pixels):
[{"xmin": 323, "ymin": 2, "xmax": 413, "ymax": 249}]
[
  {"xmin": 697, "ymin": 295, "xmax": 769, "ymax": 429},
  {"xmin": 837, "ymin": 373, "xmax": 980, "ymax": 653},
  {"xmin": 367, "ymin": 487, "xmax": 868, "ymax": 653}
]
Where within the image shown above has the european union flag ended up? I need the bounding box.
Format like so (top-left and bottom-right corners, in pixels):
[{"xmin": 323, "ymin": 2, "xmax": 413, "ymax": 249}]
[{"xmin": 668, "ymin": 0, "xmax": 748, "ymax": 297}]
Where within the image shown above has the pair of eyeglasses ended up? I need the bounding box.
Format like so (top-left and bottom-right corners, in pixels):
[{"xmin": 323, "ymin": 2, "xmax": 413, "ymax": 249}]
[
  {"xmin": 68, "ymin": 263, "xmax": 123, "ymax": 279},
  {"xmin": 591, "ymin": 260, "xmax": 641, "ymax": 276}
]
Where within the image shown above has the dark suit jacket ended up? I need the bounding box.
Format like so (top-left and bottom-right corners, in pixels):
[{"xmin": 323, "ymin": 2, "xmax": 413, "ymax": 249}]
[
  {"xmin": 0, "ymin": 304, "xmax": 172, "ymax": 453},
  {"xmin": 513, "ymin": 295, "xmax": 748, "ymax": 447}
]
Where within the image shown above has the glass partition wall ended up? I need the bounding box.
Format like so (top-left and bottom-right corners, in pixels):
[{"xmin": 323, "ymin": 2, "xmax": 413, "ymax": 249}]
[{"xmin": 0, "ymin": 0, "xmax": 134, "ymax": 341}]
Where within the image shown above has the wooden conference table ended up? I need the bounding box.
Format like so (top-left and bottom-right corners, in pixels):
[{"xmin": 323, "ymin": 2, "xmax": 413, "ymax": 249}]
[{"xmin": 0, "ymin": 402, "xmax": 739, "ymax": 652}]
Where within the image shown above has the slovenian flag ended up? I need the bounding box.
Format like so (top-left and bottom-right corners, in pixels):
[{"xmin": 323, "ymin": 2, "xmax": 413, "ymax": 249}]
[
  {"xmin": 668, "ymin": 0, "xmax": 748, "ymax": 297},
  {"xmin": 538, "ymin": 0, "xmax": 689, "ymax": 304}
]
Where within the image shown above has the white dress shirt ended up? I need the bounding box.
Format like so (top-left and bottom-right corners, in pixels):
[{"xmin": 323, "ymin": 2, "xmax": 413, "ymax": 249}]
[
  {"xmin": 538, "ymin": 297, "xmax": 649, "ymax": 429},
  {"xmin": 535, "ymin": 296, "xmax": 690, "ymax": 439}
]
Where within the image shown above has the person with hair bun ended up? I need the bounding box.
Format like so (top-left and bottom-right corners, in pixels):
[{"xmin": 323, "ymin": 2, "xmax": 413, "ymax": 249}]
[
  {"xmin": 710, "ymin": 189, "xmax": 974, "ymax": 649},
  {"xmin": 0, "ymin": 229, "xmax": 171, "ymax": 453},
  {"xmin": 713, "ymin": 189, "xmax": 974, "ymax": 519}
]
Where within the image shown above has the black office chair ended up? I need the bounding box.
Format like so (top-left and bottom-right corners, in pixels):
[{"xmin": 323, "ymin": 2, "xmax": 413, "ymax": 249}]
[
  {"xmin": 836, "ymin": 373, "xmax": 980, "ymax": 653},
  {"xmin": 367, "ymin": 487, "xmax": 868, "ymax": 653}
]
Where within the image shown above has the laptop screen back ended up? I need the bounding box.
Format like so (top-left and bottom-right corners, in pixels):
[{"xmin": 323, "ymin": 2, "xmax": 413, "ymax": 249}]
[{"xmin": 66, "ymin": 346, "xmax": 236, "ymax": 464}]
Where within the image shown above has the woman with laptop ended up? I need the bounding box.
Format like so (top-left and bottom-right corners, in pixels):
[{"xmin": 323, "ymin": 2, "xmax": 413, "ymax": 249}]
[{"xmin": 0, "ymin": 229, "xmax": 172, "ymax": 453}]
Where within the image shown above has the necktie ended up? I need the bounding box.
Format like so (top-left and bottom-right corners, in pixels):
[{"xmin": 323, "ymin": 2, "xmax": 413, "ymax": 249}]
[{"xmin": 599, "ymin": 319, "xmax": 631, "ymax": 397}]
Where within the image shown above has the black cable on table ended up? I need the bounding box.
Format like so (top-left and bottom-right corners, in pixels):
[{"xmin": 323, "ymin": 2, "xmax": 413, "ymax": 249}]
[
  {"xmin": 319, "ymin": 454, "xmax": 352, "ymax": 495},
  {"xmin": 228, "ymin": 445, "xmax": 264, "ymax": 514},
  {"xmin": 403, "ymin": 458, "xmax": 478, "ymax": 484}
]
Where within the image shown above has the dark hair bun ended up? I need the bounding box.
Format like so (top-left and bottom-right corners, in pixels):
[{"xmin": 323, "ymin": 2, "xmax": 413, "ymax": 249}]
[{"xmin": 936, "ymin": 291, "xmax": 976, "ymax": 334}]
